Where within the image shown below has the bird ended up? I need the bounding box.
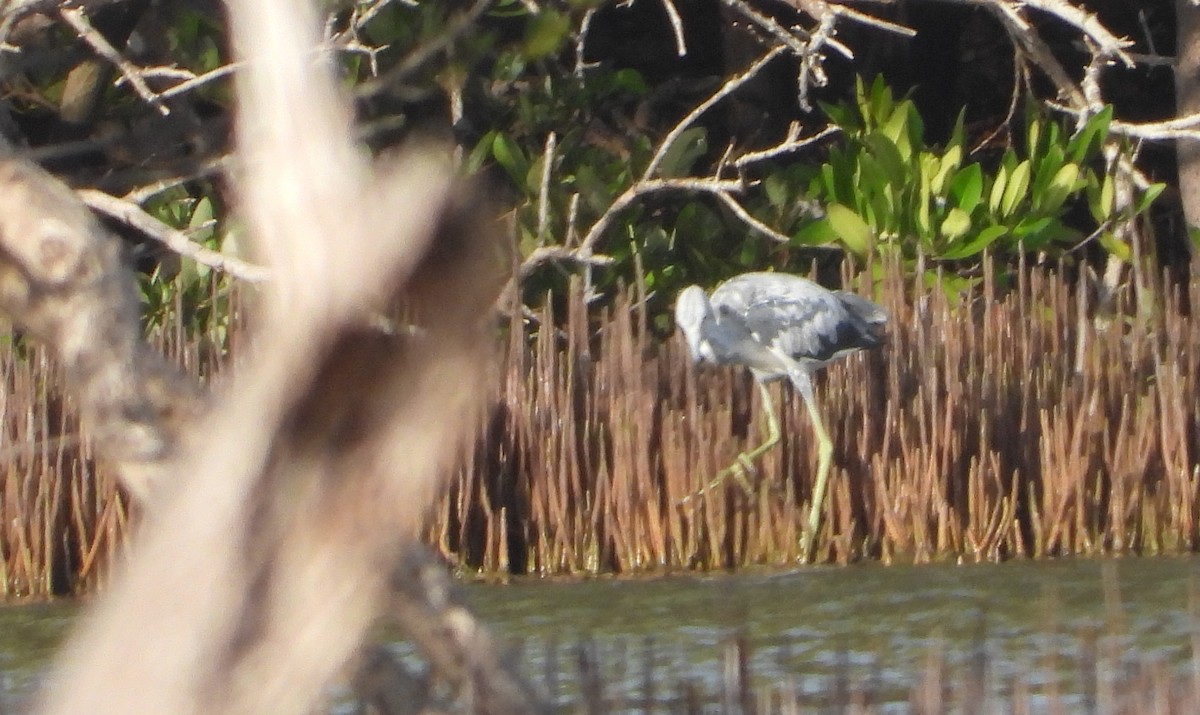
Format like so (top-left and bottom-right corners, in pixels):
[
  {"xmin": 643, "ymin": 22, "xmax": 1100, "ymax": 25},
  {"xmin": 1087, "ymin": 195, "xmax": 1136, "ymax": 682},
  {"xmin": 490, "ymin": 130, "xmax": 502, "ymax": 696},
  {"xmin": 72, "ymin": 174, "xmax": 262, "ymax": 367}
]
[{"xmin": 674, "ymin": 271, "xmax": 887, "ymax": 559}]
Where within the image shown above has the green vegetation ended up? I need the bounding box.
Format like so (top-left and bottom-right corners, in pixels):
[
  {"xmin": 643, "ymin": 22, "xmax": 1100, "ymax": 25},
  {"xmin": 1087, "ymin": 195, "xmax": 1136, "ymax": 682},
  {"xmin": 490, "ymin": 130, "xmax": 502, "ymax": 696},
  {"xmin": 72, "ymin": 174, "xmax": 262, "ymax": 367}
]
[{"xmin": 802, "ymin": 78, "xmax": 1166, "ymax": 265}]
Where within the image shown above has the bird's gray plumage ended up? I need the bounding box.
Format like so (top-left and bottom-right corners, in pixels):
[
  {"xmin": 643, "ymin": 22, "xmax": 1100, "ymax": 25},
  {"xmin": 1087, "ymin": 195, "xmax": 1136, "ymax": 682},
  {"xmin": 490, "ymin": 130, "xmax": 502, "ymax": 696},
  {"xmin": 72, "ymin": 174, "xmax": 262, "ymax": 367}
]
[
  {"xmin": 674, "ymin": 271, "xmax": 888, "ymax": 561},
  {"xmin": 675, "ymin": 272, "xmax": 886, "ymax": 378}
]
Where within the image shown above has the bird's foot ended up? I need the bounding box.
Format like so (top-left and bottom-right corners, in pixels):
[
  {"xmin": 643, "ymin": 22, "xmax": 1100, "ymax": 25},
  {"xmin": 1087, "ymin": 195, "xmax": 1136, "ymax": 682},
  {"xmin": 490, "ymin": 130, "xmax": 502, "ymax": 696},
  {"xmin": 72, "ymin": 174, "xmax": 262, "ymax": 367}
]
[
  {"xmin": 677, "ymin": 457, "xmax": 761, "ymax": 506},
  {"xmin": 731, "ymin": 455, "xmax": 759, "ymax": 496}
]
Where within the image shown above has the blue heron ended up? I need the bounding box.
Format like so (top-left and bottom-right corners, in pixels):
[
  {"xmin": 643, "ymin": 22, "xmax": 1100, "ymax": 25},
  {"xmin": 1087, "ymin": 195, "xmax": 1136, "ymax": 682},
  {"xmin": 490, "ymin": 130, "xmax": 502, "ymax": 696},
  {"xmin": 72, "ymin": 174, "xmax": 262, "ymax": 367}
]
[{"xmin": 674, "ymin": 272, "xmax": 887, "ymax": 558}]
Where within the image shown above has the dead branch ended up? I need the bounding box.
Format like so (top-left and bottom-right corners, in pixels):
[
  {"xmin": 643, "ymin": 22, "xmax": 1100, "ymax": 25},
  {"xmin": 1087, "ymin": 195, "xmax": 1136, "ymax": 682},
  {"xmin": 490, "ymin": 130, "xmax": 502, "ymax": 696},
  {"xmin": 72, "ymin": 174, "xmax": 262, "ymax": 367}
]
[
  {"xmin": 658, "ymin": 0, "xmax": 687, "ymax": 56},
  {"xmin": 58, "ymin": 4, "xmax": 169, "ymax": 116},
  {"xmin": 24, "ymin": 1, "xmax": 534, "ymax": 715},
  {"xmin": 0, "ymin": 157, "xmax": 200, "ymax": 502},
  {"xmin": 78, "ymin": 188, "xmax": 270, "ymax": 283}
]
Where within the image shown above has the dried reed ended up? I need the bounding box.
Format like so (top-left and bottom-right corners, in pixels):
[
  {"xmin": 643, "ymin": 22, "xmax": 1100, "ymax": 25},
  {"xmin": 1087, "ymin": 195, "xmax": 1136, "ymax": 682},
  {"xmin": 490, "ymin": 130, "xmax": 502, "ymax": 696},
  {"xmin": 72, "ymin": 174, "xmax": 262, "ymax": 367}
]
[
  {"xmin": 432, "ymin": 255, "xmax": 1200, "ymax": 573},
  {"xmin": 3, "ymin": 255, "xmax": 1200, "ymax": 591}
]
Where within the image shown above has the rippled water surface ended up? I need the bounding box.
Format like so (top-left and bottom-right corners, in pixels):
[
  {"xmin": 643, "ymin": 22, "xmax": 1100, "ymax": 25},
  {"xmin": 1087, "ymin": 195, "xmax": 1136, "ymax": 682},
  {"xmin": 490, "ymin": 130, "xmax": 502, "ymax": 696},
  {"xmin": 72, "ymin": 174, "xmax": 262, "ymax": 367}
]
[
  {"xmin": 460, "ymin": 556, "xmax": 1200, "ymax": 709},
  {"xmin": 1, "ymin": 556, "xmax": 1198, "ymax": 710}
]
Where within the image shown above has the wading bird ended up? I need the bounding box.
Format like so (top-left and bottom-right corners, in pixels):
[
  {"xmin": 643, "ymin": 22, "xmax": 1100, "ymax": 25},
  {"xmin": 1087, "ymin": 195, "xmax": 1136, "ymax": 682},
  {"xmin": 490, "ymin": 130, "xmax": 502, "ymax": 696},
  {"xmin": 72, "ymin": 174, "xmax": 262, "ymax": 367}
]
[{"xmin": 674, "ymin": 272, "xmax": 887, "ymax": 559}]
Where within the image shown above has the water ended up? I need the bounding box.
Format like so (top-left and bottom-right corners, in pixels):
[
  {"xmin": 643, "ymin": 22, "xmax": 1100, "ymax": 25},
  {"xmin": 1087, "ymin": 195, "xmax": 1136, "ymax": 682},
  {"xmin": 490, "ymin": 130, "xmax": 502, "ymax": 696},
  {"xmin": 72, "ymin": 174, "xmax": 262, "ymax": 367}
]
[
  {"xmin": 1, "ymin": 557, "xmax": 1197, "ymax": 710},
  {"xmin": 459, "ymin": 557, "xmax": 1200, "ymax": 710}
]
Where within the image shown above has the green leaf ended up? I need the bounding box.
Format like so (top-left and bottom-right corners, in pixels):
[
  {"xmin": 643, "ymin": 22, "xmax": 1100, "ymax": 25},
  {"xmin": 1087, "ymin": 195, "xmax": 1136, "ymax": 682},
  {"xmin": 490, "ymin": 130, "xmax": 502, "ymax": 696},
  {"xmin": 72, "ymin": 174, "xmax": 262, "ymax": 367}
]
[
  {"xmin": 523, "ymin": 9, "xmax": 570, "ymax": 59},
  {"xmin": 932, "ymin": 145, "xmax": 961, "ymax": 194},
  {"xmin": 658, "ymin": 126, "xmax": 708, "ymax": 177},
  {"xmin": 940, "ymin": 207, "xmax": 971, "ymax": 240},
  {"xmin": 1017, "ymin": 218, "xmax": 1070, "ymax": 251},
  {"xmin": 826, "ymin": 203, "xmax": 872, "ymax": 255},
  {"xmin": 764, "ymin": 174, "xmax": 790, "ymax": 209},
  {"xmin": 189, "ymin": 196, "xmax": 214, "ymax": 230},
  {"xmin": 1068, "ymin": 105, "xmax": 1113, "ymax": 163},
  {"xmin": 1098, "ymin": 231, "xmax": 1131, "ymax": 261},
  {"xmin": 491, "ymin": 132, "xmax": 528, "ymax": 183},
  {"xmin": 611, "ymin": 68, "xmax": 648, "ymax": 95},
  {"xmin": 1012, "ymin": 215, "xmax": 1054, "ymax": 238},
  {"xmin": 1135, "ymin": 182, "xmax": 1166, "ymax": 215},
  {"xmin": 1035, "ymin": 163, "xmax": 1080, "ymax": 214},
  {"xmin": 1030, "ymin": 143, "xmax": 1066, "ymax": 200},
  {"xmin": 1027, "ymin": 115, "xmax": 1042, "ymax": 159},
  {"xmin": 950, "ymin": 164, "xmax": 984, "ymax": 214},
  {"xmin": 939, "ymin": 225, "xmax": 1007, "ymax": 260},
  {"xmin": 819, "ymin": 100, "xmax": 854, "ymax": 131},
  {"xmin": 881, "ymin": 103, "xmax": 910, "ymax": 158},
  {"xmin": 863, "ymin": 132, "xmax": 907, "ymax": 185},
  {"xmin": 915, "ymin": 157, "xmax": 934, "ymax": 238},
  {"xmin": 854, "ymin": 76, "xmax": 870, "ymax": 126},
  {"xmin": 870, "ymin": 75, "xmax": 893, "ymax": 125},
  {"xmin": 465, "ymin": 131, "xmax": 497, "ymax": 174},
  {"xmin": 1000, "ymin": 159, "xmax": 1031, "ymax": 217},
  {"xmin": 792, "ymin": 218, "xmax": 838, "ymax": 247},
  {"xmin": 989, "ymin": 164, "xmax": 1008, "ymax": 214},
  {"xmin": 1090, "ymin": 173, "xmax": 1115, "ymax": 222}
]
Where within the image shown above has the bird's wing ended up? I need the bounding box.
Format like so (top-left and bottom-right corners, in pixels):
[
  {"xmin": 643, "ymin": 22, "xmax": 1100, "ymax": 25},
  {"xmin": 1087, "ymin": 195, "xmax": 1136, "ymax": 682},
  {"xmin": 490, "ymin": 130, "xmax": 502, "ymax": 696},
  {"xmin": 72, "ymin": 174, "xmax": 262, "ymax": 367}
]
[{"xmin": 737, "ymin": 293, "xmax": 860, "ymax": 363}]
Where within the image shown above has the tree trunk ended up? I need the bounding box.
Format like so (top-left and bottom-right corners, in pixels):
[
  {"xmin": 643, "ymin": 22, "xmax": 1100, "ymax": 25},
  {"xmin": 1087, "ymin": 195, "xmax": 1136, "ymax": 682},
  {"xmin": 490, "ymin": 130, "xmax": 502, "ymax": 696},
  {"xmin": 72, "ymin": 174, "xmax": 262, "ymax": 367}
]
[{"xmin": 1176, "ymin": 0, "xmax": 1200, "ymax": 250}]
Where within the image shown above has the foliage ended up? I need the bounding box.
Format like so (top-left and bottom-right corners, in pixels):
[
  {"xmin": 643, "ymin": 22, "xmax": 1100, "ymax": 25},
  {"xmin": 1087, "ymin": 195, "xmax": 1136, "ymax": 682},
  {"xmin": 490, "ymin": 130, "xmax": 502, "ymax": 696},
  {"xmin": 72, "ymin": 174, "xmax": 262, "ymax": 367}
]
[
  {"xmin": 0, "ymin": 1, "xmax": 1180, "ymax": 332},
  {"xmin": 138, "ymin": 189, "xmax": 234, "ymax": 349},
  {"xmin": 796, "ymin": 77, "xmax": 1166, "ymax": 269}
]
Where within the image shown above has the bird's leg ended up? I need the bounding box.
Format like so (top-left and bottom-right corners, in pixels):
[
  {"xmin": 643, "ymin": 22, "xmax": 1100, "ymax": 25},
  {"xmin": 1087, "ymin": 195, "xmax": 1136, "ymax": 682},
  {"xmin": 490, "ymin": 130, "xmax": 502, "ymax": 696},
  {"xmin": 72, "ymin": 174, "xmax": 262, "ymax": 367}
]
[
  {"xmin": 733, "ymin": 379, "xmax": 782, "ymax": 476},
  {"xmin": 794, "ymin": 371, "xmax": 833, "ymax": 563},
  {"xmin": 679, "ymin": 380, "xmax": 780, "ymax": 504}
]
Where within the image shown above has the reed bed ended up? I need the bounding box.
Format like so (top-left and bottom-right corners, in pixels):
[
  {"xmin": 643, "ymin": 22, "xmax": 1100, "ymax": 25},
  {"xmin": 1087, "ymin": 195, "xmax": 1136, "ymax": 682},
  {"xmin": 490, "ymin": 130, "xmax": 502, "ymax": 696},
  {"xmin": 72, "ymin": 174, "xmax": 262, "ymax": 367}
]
[
  {"xmin": 433, "ymin": 257, "xmax": 1200, "ymax": 573},
  {"xmin": 0, "ymin": 280, "xmax": 228, "ymax": 597},
  {"xmin": 1, "ymin": 259, "xmax": 1199, "ymax": 593},
  {"xmin": 0, "ymin": 344, "xmax": 115, "ymax": 597}
]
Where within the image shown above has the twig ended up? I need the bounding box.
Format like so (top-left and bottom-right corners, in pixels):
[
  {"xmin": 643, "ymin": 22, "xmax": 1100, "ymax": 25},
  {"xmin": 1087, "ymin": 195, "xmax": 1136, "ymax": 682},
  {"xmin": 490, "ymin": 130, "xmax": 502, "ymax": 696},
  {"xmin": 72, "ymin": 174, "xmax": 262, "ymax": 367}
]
[
  {"xmin": 829, "ymin": 3, "xmax": 916, "ymax": 37},
  {"xmin": 59, "ymin": 6, "xmax": 170, "ymax": 117},
  {"xmin": 157, "ymin": 63, "xmax": 239, "ymax": 101},
  {"xmin": 715, "ymin": 191, "xmax": 834, "ymax": 248},
  {"xmin": 732, "ymin": 124, "xmax": 840, "ymax": 168},
  {"xmin": 78, "ymin": 189, "xmax": 270, "ymax": 283},
  {"xmin": 1049, "ymin": 103, "xmax": 1200, "ymax": 141},
  {"xmin": 536, "ymin": 132, "xmax": 556, "ymax": 245},
  {"xmin": 356, "ymin": 0, "xmax": 491, "ymax": 97},
  {"xmin": 985, "ymin": 1, "xmax": 1088, "ymax": 109},
  {"xmin": 580, "ymin": 176, "xmax": 745, "ymax": 256},
  {"xmin": 574, "ymin": 7, "xmax": 602, "ymax": 76},
  {"xmin": 643, "ymin": 46, "xmax": 787, "ymax": 182},
  {"xmin": 1020, "ymin": 0, "xmax": 1134, "ymax": 67},
  {"xmin": 120, "ymin": 156, "xmax": 232, "ymax": 204},
  {"xmin": 518, "ymin": 245, "xmax": 615, "ymax": 281},
  {"xmin": 659, "ymin": 0, "xmax": 688, "ymax": 56},
  {"xmin": 721, "ymin": 0, "xmax": 853, "ymax": 61}
]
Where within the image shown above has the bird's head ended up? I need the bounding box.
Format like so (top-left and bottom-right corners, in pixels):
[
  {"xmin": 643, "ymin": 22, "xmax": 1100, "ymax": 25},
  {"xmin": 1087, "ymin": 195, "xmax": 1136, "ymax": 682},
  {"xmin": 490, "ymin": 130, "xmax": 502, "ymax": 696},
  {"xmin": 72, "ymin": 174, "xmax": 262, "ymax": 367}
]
[{"xmin": 674, "ymin": 285, "xmax": 713, "ymax": 363}]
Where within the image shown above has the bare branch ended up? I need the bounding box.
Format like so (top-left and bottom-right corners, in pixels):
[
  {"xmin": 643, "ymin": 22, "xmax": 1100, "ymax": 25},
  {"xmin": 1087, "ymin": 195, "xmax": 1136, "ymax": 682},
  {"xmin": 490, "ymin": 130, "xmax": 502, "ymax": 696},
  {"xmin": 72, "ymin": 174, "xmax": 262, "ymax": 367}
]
[
  {"xmin": 829, "ymin": 3, "xmax": 916, "ymax": 37},
  {"xmin": 120, "ymin": 156, "xmax": 232, "ymax": 204},
  {"xmin": 716, "ymin": 191, "xmax": 834, "ymax": 249},
  {"xmin": 732, "ymin": 124, "xmax": 840, "ymax": 168},
  {"xmin": 59, "ymin": 5, "xmax": 169, "ymax": 116},
  {"xmin": 580, "ymin": 176, "xmax": 746, "ymax": 256},
  {"xmin": 157, "ymin": 63, "xmax": 239, "ymax": 101},
  {"xmin": 0, "ymin": 158, "xmax": 202, "ymax": 502},
  {"xmin": 536, "ymin": 132, "xmax": 556, "ymax": 245},
  {"xmin": 356, "ymin": 0, "xmax": 492, "ymax": 98},
  {"xmin": 30, "ymin": 3, "xmax": 523, "ymax": 715},
  {"xmin": 518, "ymin": 244, "xmax": 615, "ymax": 281},
  {"xmin": 643, "ymin": 45, "xmax": 787, "ymax": 181},
  {"xmin": 77, "ymin": 189, "xmax": 270, "ymax": 283},
  {"xmin": 1020, "ymin": 0, "xmax": 1134, "ymax": 66},
  {"xmin": 659, "ymin": 0, "xmax": 688, "ymax": 56}
]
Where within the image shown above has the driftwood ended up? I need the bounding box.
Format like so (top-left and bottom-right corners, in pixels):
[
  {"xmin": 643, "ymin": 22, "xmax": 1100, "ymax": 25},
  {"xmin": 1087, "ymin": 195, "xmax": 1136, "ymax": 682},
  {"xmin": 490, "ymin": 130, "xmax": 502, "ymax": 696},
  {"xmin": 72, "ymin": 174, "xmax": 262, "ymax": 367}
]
[
  {"xmin": 0, "ymin": 0, "xmax": 538, "ymax": 713},
  {"xmin": 0, "ymin": 157, "xmax": 201, "ymax": 502}
]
